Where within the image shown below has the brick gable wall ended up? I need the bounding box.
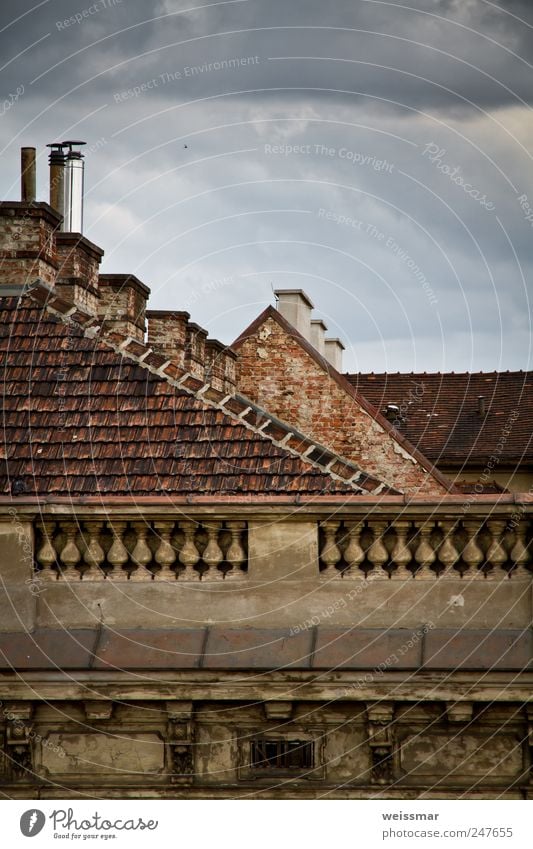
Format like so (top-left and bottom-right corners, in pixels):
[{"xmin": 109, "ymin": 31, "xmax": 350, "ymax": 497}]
[{"xmin": 235, "ymin": 313, "xmax": 449, "ymax": 496}]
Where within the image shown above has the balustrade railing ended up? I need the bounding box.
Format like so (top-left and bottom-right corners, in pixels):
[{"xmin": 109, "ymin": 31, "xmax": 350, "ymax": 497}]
[
  {"xmin": 319, "ymin": 518, "xmax": 531, "ymax": 579},
  {"xmin": 30, "ymin": 515, "xmax": 533, "ymax": 581},
  {"xmin": 34, "ymin": 519, "xmax": 248, "ymax": 581}
]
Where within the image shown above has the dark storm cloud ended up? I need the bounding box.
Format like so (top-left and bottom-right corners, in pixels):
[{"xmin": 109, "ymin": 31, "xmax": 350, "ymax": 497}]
[
  {"xmin": 0, "ymin": 0, "xmax": 531, "ymax": 372},
  {"xmin": 3, "ymin": 0, "xmax": 533, "ymax": 107}
]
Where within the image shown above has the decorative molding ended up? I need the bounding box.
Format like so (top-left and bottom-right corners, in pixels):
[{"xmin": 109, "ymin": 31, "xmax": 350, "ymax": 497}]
[{"xmin": 367, "ymin": 702, "xmax": 394, "ymax": 785}]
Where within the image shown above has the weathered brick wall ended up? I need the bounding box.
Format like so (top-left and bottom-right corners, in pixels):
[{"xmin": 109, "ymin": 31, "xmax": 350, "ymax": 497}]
[{"xmin": 235, "ymin": 314, "xmax": 448, "ymax": 495}]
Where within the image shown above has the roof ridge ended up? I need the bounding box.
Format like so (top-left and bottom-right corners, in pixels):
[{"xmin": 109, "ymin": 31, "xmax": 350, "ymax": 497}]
[{"xmin": 26, "ymin": 280, "xmax": 397, "ymax": 496}]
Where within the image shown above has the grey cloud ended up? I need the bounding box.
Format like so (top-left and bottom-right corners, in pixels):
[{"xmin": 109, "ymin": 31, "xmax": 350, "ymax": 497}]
[{"xmin": 0, "ymin": 0, "xmax": 531, "ymax": 371}]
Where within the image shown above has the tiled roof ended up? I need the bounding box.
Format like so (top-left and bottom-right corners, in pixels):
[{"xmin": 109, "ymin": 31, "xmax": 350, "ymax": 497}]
[
  {"xmin": 0, "ymin": 297, "xmax": 373, "ymax": 497},
  {"xmin": 349, "ymin": 371, "xmax": 533, "ymax": 465}
]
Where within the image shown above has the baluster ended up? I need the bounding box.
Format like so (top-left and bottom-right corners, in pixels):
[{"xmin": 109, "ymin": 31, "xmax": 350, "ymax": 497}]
[
  {"xmin": 390, "ymin": 521, "xmax": 412, "ymax": 580},
  {"xmin": 462, "ymin": 521, "xmax": 485, "ymax": 579},
  {"xmin": 178, "ymin": 521, "xmax": 200, "ymax": 580},
  {"xmin": 81, "ymin": 521, "xmax": 105, "ymax": 580},
  {"xmin": 35, "ymin": 521, "xmax": 57, "ymax": 580},
  {"xmin": 485, "ymin": 520, "xmax": 508, "ymax": 579},
  {"xmin": 154, "ymin": 521, "xmax": 177, "ymax": 580},
  {"xmin": 58, "ymin": 522, "xmax": 81, "ymax": 580},
  {"xmin": 130, "ymin": 522, "xmax": 153, "ymax": 581},
  {"xmin": 413, "ymin": 522, "xmax": 436, "ymax": 579},
  {"xmin": 106, "ymin": 521, "xmax": 129, "ymax": 580},
  {"xmin": 224, "ymin": 521, "xmax": 247, "ymax": 580},
  {"xmin": 201, "ymin": 522, "xmax": 223, "ymax": 580},
  {"xmin": 510, "ymin": 520, "xmax": 531, "ymax": 579},
  {"xmin": 438, "ymin": 521, "xmax": 460, "ymax": 578},
  {"xmin": 367, "ymin": 521, "xmax": 389, "ymax": 580},
  {"xmin": 319, "ymin": 521, "xmax": 341, "ymax": 577},
  {"xmin": 342, "ymin": 521, "xmax": 365, "ymax": 577}
]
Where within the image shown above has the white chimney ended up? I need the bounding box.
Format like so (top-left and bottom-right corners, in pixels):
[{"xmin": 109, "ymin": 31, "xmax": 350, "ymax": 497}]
[
  {"xmin": 274, "ymin": 289, "xmax": 314, "ymax": 340},
  {"xmin": 324, "ymin": 338, "xmax": 345, "ymax": 372},
  {"xmin": 310, "ymin": 319, "xmax": 328, "ymax": 355},
  {"xmin": 62, "ymin": 140, "xmax": 86, "ymax": 233}
]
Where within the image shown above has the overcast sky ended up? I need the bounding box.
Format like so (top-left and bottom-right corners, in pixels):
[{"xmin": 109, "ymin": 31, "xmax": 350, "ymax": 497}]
[{"xmin": 1, "ymin": 0, "xmax": 532, "ymax": 372}]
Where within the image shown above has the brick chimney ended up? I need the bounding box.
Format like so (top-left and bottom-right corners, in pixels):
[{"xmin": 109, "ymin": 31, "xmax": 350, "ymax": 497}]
[
  {"xmin": 324, "ymin": 338, "xmax": 345, "ymax": 372},
  {"xmin": 205, "ymin": 338, "xmax": 237, "ymax": 393},
  {"xmin": 147, "ymin": 312, "xmax": 237, "ymax": 392},
  {"xmin": 0, "ymin": 148, "xmax": 59, "ymax": 292},
  {"xmin": 98, "ymin": 274, "xmax": 150, "ymax": 341},
  {"xmin": 185, "ymin": 322, "xmax": 208, "ymax": 379},
  {"xmin": 274, "ymin": 289, "xmax": 313, "ymax": 340},
  {"xmin": 0, "ymin": 202, "xmax": 61, "ymax": 292},
  {"xmin": 55, "ymin": 233, "xmax": 104, "ymax": 315},
  {"xmin": 146, "ymin": 310, "xmax": 190, "ymax": 369}
]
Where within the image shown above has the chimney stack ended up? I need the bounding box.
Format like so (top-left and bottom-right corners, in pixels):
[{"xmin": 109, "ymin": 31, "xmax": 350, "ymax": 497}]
[
  {"xmin": 55, "ymin": 233, "xmax": 104, "ymax": 315},
  {"xmin": 310, "ymin": 319, "xmax": 328, "ymax": 355},
  {"xmin": 98, "ymin": 274, "xmax": 150, "ymax": 341},
  {"xmin": 0, "ymin": 150, "xmax": 61, "ymax": 292},
  {"xmin": 47, "ymin": 142, "xmax": 65, "ymax": 220},
  {"xmin": 62, "ymin": 141, "xmax": 86, "ymax": 233},
  {"xmin": 147, "ymin": 310, "xmax": 190, "ymax": 369},
  {"xmin": 20, "ymin": 147, "xmax": 36, "ymax": 203},
  {"xmin": 324, "ymin": 338, "xmax": 345, "ymax": 372},
  {"xmin": 185, "ymin": 322, "xmax": 208, "ymax": 379},
  {"xmin": 205, "ymin": 338, "xmax": 237, "ymax": 393},
  {"xmin": 274, "ymin": 289, "xmax": 314, "ymax": 340}
]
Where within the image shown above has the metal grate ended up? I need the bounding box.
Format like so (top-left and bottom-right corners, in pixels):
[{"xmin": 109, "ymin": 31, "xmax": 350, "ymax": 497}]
[{"xmin": 250, "ymin": 739, "xmax": 314, "ymax": 771}]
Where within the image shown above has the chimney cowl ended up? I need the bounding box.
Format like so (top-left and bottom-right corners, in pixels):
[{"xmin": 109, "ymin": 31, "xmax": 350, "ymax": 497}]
[
  {"xmin": 47, "ymin": 140, "xmax": 86, "ymax": 233},
  {"xmin": 62, "ymin": 140, "xmax": 86, "ymax": 233},
  {"xmin": 47, "ymin": 142, "xmax": 66, "ymax": 221}
]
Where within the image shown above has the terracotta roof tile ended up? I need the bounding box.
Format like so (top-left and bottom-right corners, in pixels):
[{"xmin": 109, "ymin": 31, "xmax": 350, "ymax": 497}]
[
  {"xmin": 349, "ymin": 371, "xmax": 533, "ymax": 465},
  {"xmin": 0, "ymin": 298, "xmax": 357, "ymax": 497}
]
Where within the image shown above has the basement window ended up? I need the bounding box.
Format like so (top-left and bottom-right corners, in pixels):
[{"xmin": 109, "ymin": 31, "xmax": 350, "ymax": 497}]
[{"xmin": 250, "ymin": 739, "xmax": 314, "ymax": 771}]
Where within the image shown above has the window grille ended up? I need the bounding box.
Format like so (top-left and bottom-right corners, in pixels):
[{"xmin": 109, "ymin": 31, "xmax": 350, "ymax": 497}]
[{"xmin": 250, "ymin": 739, "xmax": 314, "ymax": 770}]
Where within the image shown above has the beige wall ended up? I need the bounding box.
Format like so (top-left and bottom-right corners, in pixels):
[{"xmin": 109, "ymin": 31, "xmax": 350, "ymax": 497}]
[
  {"xmin": 0, "ymin": 700, "xmax": 528, "ymax": 799},
  {"xmin": 1, "ymin": 515, "xmax": 532, "ymax": 631},
  {"xmin": 443, "ymin": 466, "xmax": 533, "ymax": 493}
]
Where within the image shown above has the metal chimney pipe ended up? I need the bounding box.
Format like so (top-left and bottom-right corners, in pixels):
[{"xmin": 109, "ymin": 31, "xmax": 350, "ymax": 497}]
[
  {"xmin": 20, "ymin": 147, "xmax": 36, "ymax": 202},
  {"xmin": 62, "ymin": 140, "xmax": 86, "ymax": 233},
  {"xmin": 47, "ymin": 142, "xmax": 66, "ymax": 220}
]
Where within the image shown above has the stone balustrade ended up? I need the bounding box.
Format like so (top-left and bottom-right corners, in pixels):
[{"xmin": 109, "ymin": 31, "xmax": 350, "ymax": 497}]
[
  {"xmin": 27, "ymin": 513, "xmax": 533, "ymax": 582},
  {"xmin": 34, "ymin": 519, "xmax": 248, "ymax": 581},
  {"xmin": 319, "ymin": 517, "xmax": 531, "ymax": 579}
]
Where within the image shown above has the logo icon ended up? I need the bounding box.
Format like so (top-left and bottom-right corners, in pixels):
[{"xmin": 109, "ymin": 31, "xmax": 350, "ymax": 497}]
[{"xmin": 20, "ymin": 809, "xmax": 46, "ymax": 837}]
